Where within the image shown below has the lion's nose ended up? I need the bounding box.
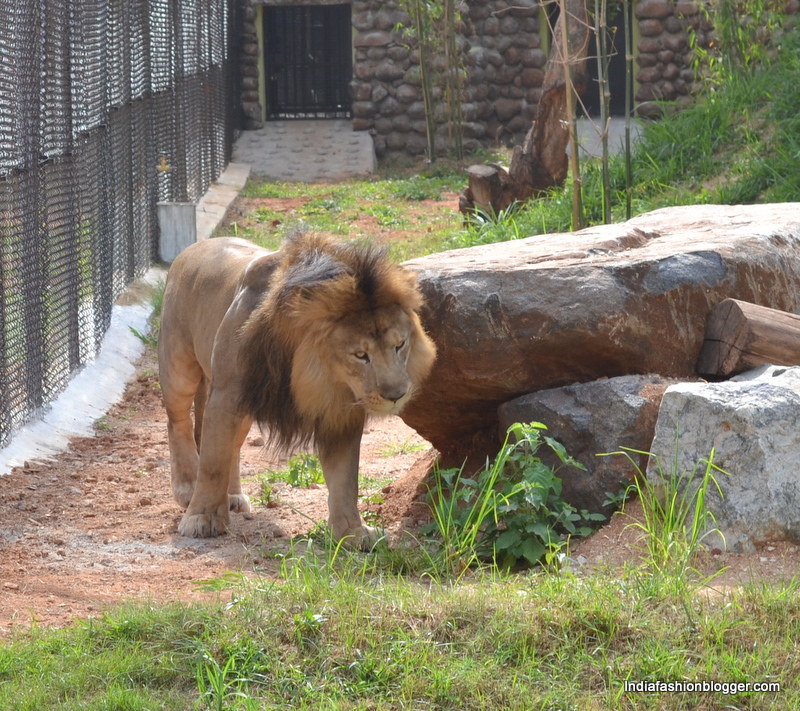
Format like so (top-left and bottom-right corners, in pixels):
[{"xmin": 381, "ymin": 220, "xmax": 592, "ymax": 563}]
[{"xmin": 381, "ymin": 386, "xmax": 408, "ymax": 404}]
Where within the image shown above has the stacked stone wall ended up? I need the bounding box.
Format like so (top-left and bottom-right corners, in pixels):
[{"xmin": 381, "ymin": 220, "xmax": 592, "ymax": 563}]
[
  {"xmin": 243, "ymin": 1, "xmax": 798, "ymax": 159},
  {"xmin": 634, "ymin": 0, "xmax": 708, "ymax": 118},
  {"xmin": 240, "ymin": 0, "xmax": 264, "ymax": 130},
  {"xmin": 350, "ymin": 0, "xmax": 544, "ymax": 159}
]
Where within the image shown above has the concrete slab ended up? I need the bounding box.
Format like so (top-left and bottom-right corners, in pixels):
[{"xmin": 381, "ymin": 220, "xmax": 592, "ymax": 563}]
[
  {"xmin": 0, "ymin": 268, "xmax": 166, "ymax": 475},
  {"xmin": 575, "ymin": 116, "xmax": 643, "ymax": 159},
  {"xmin": 196, "ymin": 162, "xmax": 251, "ymax": 241},
  {"xmin": 233, "ymin": 119, "xmax": 376, "ymax": 182}
]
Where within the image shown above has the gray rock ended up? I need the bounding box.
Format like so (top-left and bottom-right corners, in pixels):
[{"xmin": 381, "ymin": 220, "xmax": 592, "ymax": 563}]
[
  {"xmin": 354, "ymin": 31, "xmax": 392, "ymax": 48},
  {"xmin": 648, "ymin": 366, "xmax": 800, "ymax": 553},
  {"xmin": 400, "ymin": 203, "xmax": 800, "ymax": 464},
  {"xmin": 498, "ymin": 375, "xmax": 680, "ymax": 514}
]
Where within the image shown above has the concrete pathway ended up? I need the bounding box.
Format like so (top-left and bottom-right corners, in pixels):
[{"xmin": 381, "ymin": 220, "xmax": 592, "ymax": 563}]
[
  {"xmin": 575, "ymin": 116, "xmax": 643, "ymax": 159},
  {"xmin": 232, "ymin": 119, "xmax": 377, "ymax": 182},
  {"xmin": 231, "ymin": 117, "xmax": 640, "ymax": 184}
]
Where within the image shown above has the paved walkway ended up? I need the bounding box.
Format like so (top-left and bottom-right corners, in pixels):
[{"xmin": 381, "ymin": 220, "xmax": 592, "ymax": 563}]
[
  {"xmin": 232, "ymin": 119, "xmax": 377, "ymax": 182},
  {"xmin": 576, "ymin": 116, "xmax": 643, "ymax": 159},
  {"xmin": 231, "ymin": 117, "xmax": 640, "ymax": 183}
]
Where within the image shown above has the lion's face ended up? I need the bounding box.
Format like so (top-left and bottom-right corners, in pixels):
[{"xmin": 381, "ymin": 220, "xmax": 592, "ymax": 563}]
[
  {"xmin": 290, "ymin": 302, "xmax": 436, "ymax": 428},
  {"xmin": 328, "ymin": 305, "xmax": 418, "ymax": 416}
]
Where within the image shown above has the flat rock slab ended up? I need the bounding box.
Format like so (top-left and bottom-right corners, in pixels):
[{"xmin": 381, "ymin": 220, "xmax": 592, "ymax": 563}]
[
  {"xmin": 401, "ymin": 203, "xmax": 800, "ymax": 463},
  {"xmin": 648, "ymin": 365, "xmax": 800, "ymax": 553}
]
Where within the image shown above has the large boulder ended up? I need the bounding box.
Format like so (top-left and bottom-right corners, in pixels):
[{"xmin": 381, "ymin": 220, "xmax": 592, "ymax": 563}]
[
  {"xmin": 497, "ymin": 375, "xmax": 683, "ymax": 514},
  {"xmin": 400, "ymin": 203, "xmax": 800, "ymax": 464},
  {"xmin": 648, "ymin": 366, "xmax": 800, "ymax": 553}
]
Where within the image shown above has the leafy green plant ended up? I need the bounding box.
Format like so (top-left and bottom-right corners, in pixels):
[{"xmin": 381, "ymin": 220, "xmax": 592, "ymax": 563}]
[
  {"xmin": 423, "ymin": 422, "xmax": 605, "ymax": 574},
  {"xmin": 262, "ymin": 452, "xmax": 325, "ymax": 488}
]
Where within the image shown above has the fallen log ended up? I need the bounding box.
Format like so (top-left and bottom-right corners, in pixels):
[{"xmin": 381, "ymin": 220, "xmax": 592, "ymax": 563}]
[{"xmin": 697, "ymin": 298, "xmax": 800, "ymax": 378}]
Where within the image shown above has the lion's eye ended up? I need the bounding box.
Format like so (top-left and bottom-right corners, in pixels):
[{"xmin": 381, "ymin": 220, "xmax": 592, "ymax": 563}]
[
  {"xmin": 354, "ymin": 351, "xmax": 370, "ymax": 363},
  {"xmin": 395, "ymin": 340, "xmax": 406, "ymax": 353}
]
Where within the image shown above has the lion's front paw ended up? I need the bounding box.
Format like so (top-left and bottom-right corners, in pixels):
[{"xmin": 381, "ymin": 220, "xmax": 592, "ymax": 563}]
[
  {"xmin": 177, "ymin": 510, "xmax": 230, "ymax": 538},
  {"xmin": 228, "ymin": 493, "xmax": 252, "ymax": 513},
  {"xmin": 336, "ymin": 524, "xmax": 387, "ymax": 551}
]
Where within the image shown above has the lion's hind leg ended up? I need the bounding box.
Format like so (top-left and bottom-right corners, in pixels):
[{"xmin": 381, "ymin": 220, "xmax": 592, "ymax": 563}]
[
  {"xmin": 177, "ymin": 402, "xmax": 247, "ymax": 538},
  {"xmin": 160, "ymin": 354, "xmax": 205, "ymax": 509}
]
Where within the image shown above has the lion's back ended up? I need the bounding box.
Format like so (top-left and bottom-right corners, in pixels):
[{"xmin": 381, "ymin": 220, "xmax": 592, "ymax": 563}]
[{"xmin": 160, "ymin": 238, "xmax": 276, "ymax": 373}]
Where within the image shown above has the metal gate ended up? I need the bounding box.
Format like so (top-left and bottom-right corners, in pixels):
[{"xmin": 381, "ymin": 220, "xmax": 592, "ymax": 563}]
[{"xmin": 264, "ymin": 4, "xmax": 353, "ymax": 119}]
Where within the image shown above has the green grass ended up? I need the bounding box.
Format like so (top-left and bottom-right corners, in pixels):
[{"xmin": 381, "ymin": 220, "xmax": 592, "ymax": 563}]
[
  {"xmin": 228, "ymin": 170, "xmax": 469, "ymax": 260},
  {"xmin": 2, "ymin": 547, "xmax": 796, "ymax": 709}
]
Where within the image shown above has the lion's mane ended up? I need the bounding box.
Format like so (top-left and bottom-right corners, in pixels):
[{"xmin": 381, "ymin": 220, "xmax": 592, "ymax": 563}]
[{"xmin": 236, "ymin": 232, "xmax": 432, "ymax": 450}]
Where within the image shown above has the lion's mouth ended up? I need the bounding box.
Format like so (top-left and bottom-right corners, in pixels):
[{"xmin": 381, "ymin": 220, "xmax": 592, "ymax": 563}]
[{"xmin": 364, "ymin": 395, "xmax": 408, "ymax": 417}]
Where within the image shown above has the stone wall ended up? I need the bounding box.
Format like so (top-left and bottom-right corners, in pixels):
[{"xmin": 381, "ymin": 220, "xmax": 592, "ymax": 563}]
[
  {"xmin": 350, "ymin": 0, "xmax": 544, "ymax": 159},
  {"xmin": 634, "ymin": 0, "xmax": 709, "ymax": 118},
  {"xmin": 240, "ymin": 0, "xmax": 264, "ymax": 130},
  {"xmin": 243, "ymin": 1, "xmax": 800, "ymax": 159}
]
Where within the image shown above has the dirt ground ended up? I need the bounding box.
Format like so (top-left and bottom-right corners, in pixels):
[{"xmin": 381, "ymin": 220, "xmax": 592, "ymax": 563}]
[
  {"xmin": 3, "ymin": 188, "xmax": 800, "ymax": 638},
  {"xmin": 0, "ymin": 348, "xmax": 442, "ymax": 636}
]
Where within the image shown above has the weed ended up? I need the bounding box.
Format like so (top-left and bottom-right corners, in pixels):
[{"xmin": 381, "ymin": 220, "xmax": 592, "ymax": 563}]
[
  {"xmin": 377, "ymin": 439, "xmax": 427, "ymax": 457},
  {"xmin": 129, "ymin": 325, "xmax": 157, "ymax": 348},
  {"xmin": 423, "ymin": 422, "xmax": 605, "ymax": 575},
  {"xmin": 260, "ymin": 452, "xmax": 324, "ymax": 488},
  {"xmin": 94, "ymin": 416, "xmax": 111, "ymax": 432},
  {"xmin": 195, "ymin": 650, "xmax": 257, "ymax": 711},
  {"xmin": 601, "ymin": 436, "xmax": 728, "ymax": 592}
]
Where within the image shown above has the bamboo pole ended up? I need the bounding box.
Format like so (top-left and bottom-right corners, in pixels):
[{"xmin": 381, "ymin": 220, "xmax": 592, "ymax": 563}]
[
  {"xmin": 411, "ymin": 0, "xmax": 436, "ymax": 162},
  {"xmin": 558, "ymin": 0, "xmax": 583, "ymax": 229},
  {"xmin": 594, "ymin": 0, "xmax": 611, "ymax": 223},
  {"xmin": 623, "ymin": 0, "xmax": 633, "ymax": 219}
]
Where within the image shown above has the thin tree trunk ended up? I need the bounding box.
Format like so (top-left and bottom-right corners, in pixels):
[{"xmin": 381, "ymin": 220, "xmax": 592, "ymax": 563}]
[{"xmin": 623, "ymin": 0, "xmax": 633, "ymax": 220}]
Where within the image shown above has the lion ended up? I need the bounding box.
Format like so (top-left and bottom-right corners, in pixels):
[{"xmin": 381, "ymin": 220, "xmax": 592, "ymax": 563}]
[{"xmin": 157, "ymin": 232, "xmax": 436, "ymax": 546}]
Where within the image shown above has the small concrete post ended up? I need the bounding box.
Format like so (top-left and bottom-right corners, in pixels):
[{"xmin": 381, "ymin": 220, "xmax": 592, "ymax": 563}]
[{"xmin": 157, "ymin": 202, "xmax": 197, "ymax": 263}]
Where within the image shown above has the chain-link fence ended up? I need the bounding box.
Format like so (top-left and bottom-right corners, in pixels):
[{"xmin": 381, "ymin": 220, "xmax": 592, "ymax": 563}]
[{"xmin": 0, "ymin": 0, "xmax": 240, "ymax": 447}]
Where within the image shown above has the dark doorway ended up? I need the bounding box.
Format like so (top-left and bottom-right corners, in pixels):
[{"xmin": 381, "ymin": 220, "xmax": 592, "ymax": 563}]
[
  {"xmin": 582, "ymin": 5, "xmax": 629, "ymax": 116},
  {"xmin": 263, "ymin": 4, "xmax": 353, "ymax": 119},
  {"xmin": 545, "ymin": 3, "xmax": 630, "ymax": 117}
]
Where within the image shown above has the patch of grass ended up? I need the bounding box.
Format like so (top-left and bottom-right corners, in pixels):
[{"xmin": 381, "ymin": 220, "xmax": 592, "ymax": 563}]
[
  {"xmin": 129, "ymin": 279, "xmax": 165, "ymax": 349},
  {"xmin": 602, "ymin": 438, "xmax": 729, "ymax": 601},
  {"xmin": 219, "ymin": 169, "xmax": 465, "ymax": 260},
  {"xmin": 2, "ymin": 549, "xmax": 798, "ymax": 709},
  {"xmin": 377, "ymin": 439, "xmax": 427, "ymax": 458}
]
